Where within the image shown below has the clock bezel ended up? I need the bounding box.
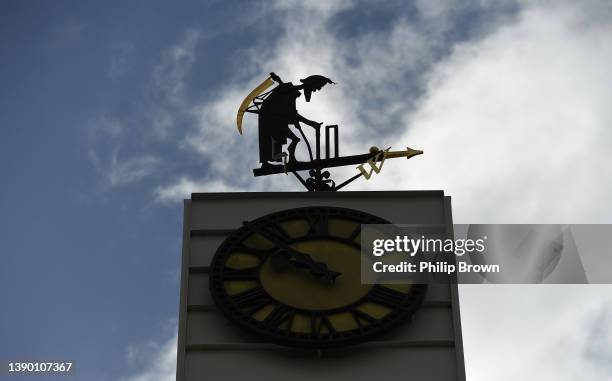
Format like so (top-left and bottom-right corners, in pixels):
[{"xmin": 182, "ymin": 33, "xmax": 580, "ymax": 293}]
[{"xmin": 209, "ymin": 206, "xmax": 427, "ymax": 349}]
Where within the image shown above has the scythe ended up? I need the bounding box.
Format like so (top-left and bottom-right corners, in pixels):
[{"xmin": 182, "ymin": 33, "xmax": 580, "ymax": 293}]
[{"xmin": 236, "ymin": 76, "xmax": 275, "ymax": 135}]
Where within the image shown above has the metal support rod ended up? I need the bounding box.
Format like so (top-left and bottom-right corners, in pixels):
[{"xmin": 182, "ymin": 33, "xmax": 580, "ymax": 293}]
[
  {"xmin": 333, "ymin": 125, "xmax": 338, "ymax": 157},
  {"xmin": 333, "ymin": 172, "xmax": 363, "ymax": 191},
  {"xmin": 314, "ymin": 126, "xmax": 322, "ymax": 190},
  {"xmin": 325, "ymin": 125, "xmax": 339, "ymax": 159},
  {"xmin": 253, "ymin": 147, "xmax": 422, "ymax": 176},
  {"xmin": 297, "ymin": 127, "xmax": 314, "ymax": 162},
  {"xmin": 325, "ymin": 127, "xmax": 330, "ymax": 159},
  {"xmin": 315, "ymin": 126, "xmax": 320, "ymax": 160},
  {"xmin": 291, "ymin": 171, "xmax": 310, "ymax": 191}
]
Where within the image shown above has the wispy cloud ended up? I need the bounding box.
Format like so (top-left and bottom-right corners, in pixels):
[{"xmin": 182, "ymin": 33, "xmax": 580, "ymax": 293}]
[
  {"xmin": 154, "ymin": 176, "xmax": 242, "ymax": 203},
  {"xmin": 158, "ymin": 0, "xmax": 519, "ymax": 201},
  {"xmin": 87, "ymin": 30, "xmax": 203, "ymax": 189},
  {"xmin": 110, "ymin": 2, "xmax": 612, "ymax": 380},
  {"xmin": 106, "ymin": 155, "xmax": 160, "ymax": 187},
  {"xmin": 52, "ymin": 19, "xmax": 87, "ymax": 44},
  {"xmin": 152, "ymin": 29, "xmax": 201, "ymax": 107},
  {"xmin": 109, "ymin": 40, "xmax": 134, "ymax": 80},
  {"xmin": 87, "ymin": 115, "xmax": 161, "ymax": 188},
  {"xmin": 119, "ymin": 333, "xmax": 177, "ymax": 381}
]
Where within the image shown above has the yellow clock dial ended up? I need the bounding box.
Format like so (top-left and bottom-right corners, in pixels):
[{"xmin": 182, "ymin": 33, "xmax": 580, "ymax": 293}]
[{"xmin": 209, "ymin": 206, "xmax": 426, "ymax": 348}]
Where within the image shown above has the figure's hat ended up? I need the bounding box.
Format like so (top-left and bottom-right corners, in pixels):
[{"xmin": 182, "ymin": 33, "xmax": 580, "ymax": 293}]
[
  {"xmin": 300, "ymin": 75, "xmax": 335, "ymax": 101},
  {"xmin": 300, "ymin": 75, "xmax": 336, "ymax": 87}
]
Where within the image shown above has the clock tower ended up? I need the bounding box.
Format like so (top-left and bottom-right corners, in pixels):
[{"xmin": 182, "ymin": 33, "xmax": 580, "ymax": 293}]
[
  {"xmin": 176, "ymin": 191, "xmax": 465, "ymax": 381},
  {"xmin": 175, "ymin": 73, "xmax": 465, "ymax": 380}
]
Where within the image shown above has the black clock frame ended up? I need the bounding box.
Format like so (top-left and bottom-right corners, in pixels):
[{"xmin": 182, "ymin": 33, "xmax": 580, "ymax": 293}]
[{"xmin": 209, "ymin": 206, "xmax": 427, "ymax": 349}]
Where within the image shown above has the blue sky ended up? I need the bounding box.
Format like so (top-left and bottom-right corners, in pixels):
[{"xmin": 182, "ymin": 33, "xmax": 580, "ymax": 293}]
[
  {"xmin": 0, "ymin": 2, "xmax": 251, "ymax": 379},
  {"xmin": 2, "ymin": 1, "xmax": 612, "ymax": 380}
]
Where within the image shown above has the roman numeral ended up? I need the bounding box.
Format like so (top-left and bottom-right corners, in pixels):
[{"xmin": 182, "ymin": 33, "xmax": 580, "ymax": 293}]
[
  {"xmin": 317, "ymin": 315, "xmax": 336, "ymax": 335},
  {"xmin": 309, "ymin": 312, "xmax": 336, "ymax": 337},
  {"xmin": 348, "ymin": 224, "xmax": 361, "ymax": 241},
  {"xmin": 223, "ymin": 267, "xmax": 259, "ymax": 281},
  {"xmin": 230, "ymin": 287, "xmax": 270, "ymax": 310},
  {"xmin": 263, "ymin": 304, "xmax": 294, "ymax": 330},
  {"xmin": 367, "ymin": 285, "xmax": 406, "ymax": 307},
  {"xmin": 305, "ymin": 213, "xmax": 329, "ymax": 237},
  {"xmin": 351, "ymin": 309, "xmax": 377, "ymax": 328},
  {"xmin": 242, "ymin": 220, "xmax": 291, "ymax": 247},
  {"xmin": 233, "ymin": 245, "xmax": 268, "ymax": 260},
  {"xmin": 260, "ymin": 223, "xmax": 291, "ymax": 244}
]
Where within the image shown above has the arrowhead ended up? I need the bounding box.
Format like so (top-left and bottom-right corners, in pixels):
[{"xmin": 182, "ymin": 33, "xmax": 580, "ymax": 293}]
[{"xmin": 405, "ymin": 147, "xmax": 424, "ymax": 159}]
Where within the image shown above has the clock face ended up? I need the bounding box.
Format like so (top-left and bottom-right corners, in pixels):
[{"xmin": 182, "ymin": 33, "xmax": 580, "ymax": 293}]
[{"xmin": 209, "ymin": 206, "xmax": 427, "ymax": 348}]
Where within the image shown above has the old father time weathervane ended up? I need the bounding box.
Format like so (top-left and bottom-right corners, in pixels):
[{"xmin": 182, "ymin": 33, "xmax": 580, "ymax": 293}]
[{"xmin": 236, "ymin": 72, "xmax": 422, "ymax": 191}]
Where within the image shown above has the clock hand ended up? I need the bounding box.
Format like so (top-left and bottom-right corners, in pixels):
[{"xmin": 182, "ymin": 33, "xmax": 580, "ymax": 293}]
[
  {"xmin": 272, "ymin": 247, "xmax": 341, "ymax": 282},
  {"xmin": 242, "ymin": 222, "xmax": 342, "ymax": 282}
]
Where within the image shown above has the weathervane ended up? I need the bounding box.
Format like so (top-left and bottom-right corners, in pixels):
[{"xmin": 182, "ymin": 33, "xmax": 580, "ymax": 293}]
[{"xmin": 237, "ymin": 72, "xmax": 422, "ymax": 191}]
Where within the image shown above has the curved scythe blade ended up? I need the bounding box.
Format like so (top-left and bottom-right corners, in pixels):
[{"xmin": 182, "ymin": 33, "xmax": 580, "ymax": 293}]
[{"xmin": 236, "ymin": 76, "xmax": 275, "ymax": 135}]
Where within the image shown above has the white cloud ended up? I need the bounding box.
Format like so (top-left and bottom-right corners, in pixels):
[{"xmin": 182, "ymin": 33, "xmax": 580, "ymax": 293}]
[
  {"xmin": 144, "ymin": 29, "xmax": 202, "ymax": 140},
  {"xmin": 333, "ymin": 4, "xmax": 612, "ymax": 376},
  {"xmin": 154, "ymin": 176, "xmax": 243, "ymax": 203},
  {"xmin": 171, "ymin": 0, "xmax": 467, "ymax": 198},
  {"xmin": 461, "ymin": 285, "xmax": 612, "ymax": 381},
  {"xmin": 109, "ymin": 41, "xmax": 134, "ymax": 80},
  {"xmin": 87, "ymin": 115, "xmax": 161, "ymax": 187},
  {"xmin": 153, "ymin": 29, "xmax": 201, "ymax": 106},
  {"xmin": 106, "ymin": 155, "xmax": 160, "ymax": 187},
  {"xmin": 119, "ymin": 334, "xmax": 177, "ymax": 381},
  {"xmin": 165, "ymin": 0, "xmax": 527, "ymax": 202},
  {"xmin": 377, "ymin": 0, "xmax": 612, "ymax": 223},
  {"xmin": 126, "ymin": 1, "xmax": 612, "ymax": 380},
  {"xmin": 88, "ymin": 30, "xmax": 203, "ymax": 191}
]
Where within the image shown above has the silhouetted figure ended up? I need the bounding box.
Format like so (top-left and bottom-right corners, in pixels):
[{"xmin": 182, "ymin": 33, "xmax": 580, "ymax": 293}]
[{"xmin": 258, "ymin": 72, "xmax": 335, "ymax": 168}]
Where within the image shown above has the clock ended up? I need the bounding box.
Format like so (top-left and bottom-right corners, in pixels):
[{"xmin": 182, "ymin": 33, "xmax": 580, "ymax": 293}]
[{"xmin": 209, "ymin": 206, "xmax": 427, "ymax": 348}]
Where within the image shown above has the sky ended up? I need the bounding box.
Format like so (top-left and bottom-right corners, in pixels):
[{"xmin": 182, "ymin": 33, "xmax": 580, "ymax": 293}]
[{"xmin": 1, "ymin": 0, "xmax": 612, "ymax": 380}]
